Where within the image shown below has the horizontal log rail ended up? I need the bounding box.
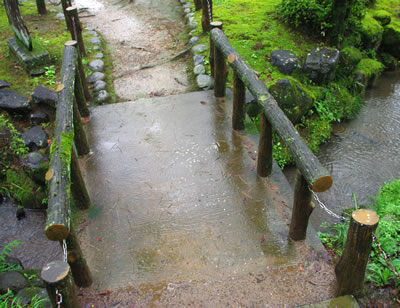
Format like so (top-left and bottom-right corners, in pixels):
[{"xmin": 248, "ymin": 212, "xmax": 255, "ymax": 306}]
[{"xmin": 210, "ymin": 26, "xmax": 332, "ymax": 241}]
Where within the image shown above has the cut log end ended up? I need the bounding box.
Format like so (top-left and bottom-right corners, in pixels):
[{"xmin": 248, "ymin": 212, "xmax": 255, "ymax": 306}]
[
  {"xmin": 41, "ymin": 261, "xmax": 70, "ymax": 284},
  {"xmin": 311, "ymin": 175, "xmax": 333, "ymax": 192},
  {"xmin": 66, "ymin": 5, "xmax": 77, "ymax": 11},
  {"xmin": 227, "ymin": 54, "xmax": 236, "ymax": 64},
  {"xmin": 45, "ymin": 224, "xmax": 69, "ymax": 241},
  {"xmin": 352, "ymin": 209, "xmax": 379, "ymax": 226},
  {"xmin": 210, "ymin": 21, "xmax": 223, "ymax": 28},
  {"xmin": 65, "ymin": 40, "xmax": 78, "ymax": 47}
]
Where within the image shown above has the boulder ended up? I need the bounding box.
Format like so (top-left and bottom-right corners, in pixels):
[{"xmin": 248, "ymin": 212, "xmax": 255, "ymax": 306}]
[
  {"xmin": 0, "ymin": 90, "xmax": 31, "ymax": 114},
  {"xmin": 32, "ymin": 85, "xmax": 57, "ymax": 109},
  {"xmin": 269, "ymin": 79, "xmax": 313, "ymax": 124},
  {"xmin": 379, "ymin": 52, "xmax": 398, "ymax": 71},
  {"xmin": 304, "ymin": 47, "xmax": 340, "ymax": 84},
  {"xmin": 88, "ymin": 72, "xmax": 105, "ymax": 84},
  {"xmin": 270, "ymin": 50, "xmax": 299, "ymax": 75},
  {"xmin": 30, "ymin": 111, "xmax": 49, "ymax": 125},
  {"xmin": 373, "ymin": 10, "xmax": 391, "ymax": 26},
  {"xmin": 360, "ymin": 14, "xmax": 383, "ymax": 50},
  {"xmin": 0, "ymin": 80, "xmax": 11, "ymax": 89},
  {"xmin": 16, "ymin": 287, "xmax": 51, "ymax": 307},
  {"xmin": 381, "ymin": 23, "xmax": 400, "ymax": 58},
  {"xmin": 88, "ymin": 59, "xmax": 104, "ymax": 72},
  {"xmin": 354, "ymin": 58, "xmax": 384, "ymax": 91},
  {"xmin": 0, "ymin": 271, "xmax": 29, "ymax": 294},
  {"xmin": 339, "ymin": 47, "xmax": 362, "ymax": 74},
  {"xmin": 21, "ymin": 151, "xmax": 48, "ymax": 184},
  {"xmin": 192, "ymin": 44, "xmax": 208, "ymax": 54},
  {"xmin": 196, "ymin": 74, "xmax": 214, "ymax": 89},
  {"xmin": 21, "ymin": 126, "xmax": 48, "ymax": 150}
]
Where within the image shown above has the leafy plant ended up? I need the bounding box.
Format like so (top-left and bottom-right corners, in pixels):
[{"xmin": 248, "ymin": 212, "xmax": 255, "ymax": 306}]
[
  {"xmin": 44, "ymin": 65, "xmax": 56, "ymax": 85},
  {"xmin": 0, "ymin": 289, "xmax": 48, "ymax": 308},
  {"xmin": 0, "ymin": 241, "xmax": 23, "ymax": 273}
]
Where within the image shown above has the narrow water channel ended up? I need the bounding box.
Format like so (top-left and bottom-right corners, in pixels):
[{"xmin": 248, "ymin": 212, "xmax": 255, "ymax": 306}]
[{"xmin": 289, "ymin": 71, "xmax": 400, "ymax": 229}]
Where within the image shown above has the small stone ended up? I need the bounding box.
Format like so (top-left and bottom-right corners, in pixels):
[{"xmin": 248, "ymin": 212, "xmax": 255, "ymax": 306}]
[
  {"xmin": 192, "ymin": 44, "xmax": 208, "ymax": 54},
  {"xmin": 183, "ymin": 2, "xmax": 192, "ymax": 8},
  {"xmin": 188, "ymin": 16, "xmax": 195, "ymax": 24},
  {"xmin": 189, "ymin": 20, "xmax": 198, "ymax": 29},
  {"xmin": 88, "ymin": 37, "xmax": 101, "ymax": 45},
  {"xmin": 270, "ymin": 50, "xmax": 299, "ymax": 75},
  {"xmin": 180, "ymin": 0, "xmax": 185, "ymax": 3},
  {"xmin": 95, "ymin": 90, "xmax": 109, "ymax": 103},
  {"xmin": 193, "ymin": 54, "xmax": 205, "ymax": 66},
  {"xmin": 23, "ymin": 152, "xmax": 47, "ymax": 169},
  {"xmin": 184, "ymin": 8, "xmax": 191, "ymax": 14},
  {"xmin": 185, "ymin": 12, "xmax": 195, "ymax": 20},
  {"xmin": 194, "ymin": 64, "xmax": 205, "ymax": 75},
  {"xmin": 93, "ymin": 46, "xmax": 101, "ymax": 51},
  {"xmin": 30, "ymin": 111, "xmax": 49, "ymax": 125},
  {"xmin": 86, "ymin": 30, "xmax": 98, "ymax": 37},
  {"xmin": 196, "ymin": 74, "xmax": 214, "ymax": 89},
  {"xmin": 21, "ymin": 126, "xmax": 48, "ymax": 150},
  {"xmin": 93, "ymin": 80, "xmax": 107, "ymax": 91},
  {"xmin": 85, "ymin": 26, "xmax": 95, "ymax": 31},
  {"xmin": 16, "ymin": 288, "xmax": 51, "ymax": 307},
  {"xmin": 189, "ymin": 30, "xmax": 196, "ymax": 36},
  {"xmin": 94, "ymin": 52, "xmax": 104, "ymax": 59},
  {"xmin": 0, "ymin": 90, "xmax": 31, "ymax": 113},
  {"xmin": 189, "ymin": 36, "xmax": 199, "ymax": 45},
  {"xmin": 55, "ymin": 13, "xmax": 65, "ymax": 20},
  {"xmin": 32, "ymin": 85, "xmax": 57, "ymax": 109},
  {"xmin": 88, "ymin": 59, "xmax": 104, "ymax": 72},
  {"xmin": 0, "ymin": 272, "xmax": 29, "ymax": 294},
  {"xmin": 0, "ymin": 80, "xmax": 11, "ymax": 89},
  {"xmin": 88, "ymin": 72, "xmax": 106, "ymax": 84}
]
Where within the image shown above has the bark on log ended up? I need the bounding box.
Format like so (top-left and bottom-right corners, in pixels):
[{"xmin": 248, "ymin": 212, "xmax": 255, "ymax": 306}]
[
  {"xmin": 74, "ymin": 73, "xmax": 90, "ymax": 118},
  {"xmin": 36, "ymin": 0, "xmax": 47, "ymax": 15},
  {"xmin": 335, "ymin": 209, "xmax": 379, "ymax": 296},
  {"xmin": 214, "ymin": 42, "xmax": 226, "ymax": 99},
  {"xmin": 232, "ymin": 70, "xmax": 245, "ymax": 130},
  {"xmin": 71, "ymin": 145, "xmax": 91, "ymax": 210},
  {"xmin": 4, "ymin": 0, "xmax": 32, "ymax": 50},
  {"xmin": 289, "ymin": 170, "xmax": 314, "ymax": 241},
  {"xmin": 209, "ymin": 21, "xmax": 222, "ymax": 78},
  {"xmin": 201, "ymin": 0, "xmax": 212, "ymax": 32},
  {"xmin": 73, "ymin": 99, "xmax": 90, "ymax": 156},
  {"xmin": 256, "ymin": 113, "xmax": 272, "ymax": 177},
  {"xmin": 45, "ymin": 46, "xmax": 77, "ymax": 241},
  {"xmin": 66, "ymin": 6, "xmax": 86, "ymax": 56},
  {"xmin": 41, "ymin": 261, "xmax": 80, "ymax": 308},
  {"xmin": 65, "ymin": 225, "xmax": 93, "ymax": 287},
  {"xmin": 211, "ymin": 28, "xmax": 332, "ymax": 192}
]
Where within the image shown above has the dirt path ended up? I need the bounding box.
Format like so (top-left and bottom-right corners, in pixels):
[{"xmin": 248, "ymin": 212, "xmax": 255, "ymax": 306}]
[{"xmin": 78, "ymin": 0, "xmax": 189, "ymax": 101}]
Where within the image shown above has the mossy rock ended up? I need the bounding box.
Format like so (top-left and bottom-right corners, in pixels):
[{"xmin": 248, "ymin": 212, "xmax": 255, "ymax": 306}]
[
  {"xmin": 360, "ymin": 14, "xmax": 384, "ymax": 51},
  {"xmin": 381, "ymin": 23, "xmax": 400, "ymax": 59},
  {"xmin": 373, "ymin": 10, "xmax": 391, "ymax": 26},
  {"xmin": 6, "ymin": 169, "xmax": 46, "ymax": 209},
  {"xmin": 379, "ymin": 52, "xmax": 398, "ymax": 71},
  {"xmin": 339, "ymin": 47, "xmax": 362, "ymax": 74},
  {"xmin": 269, "ymin": 79, "xmax": 314, "ymax": 124},
  {"xmin": 354, "ymin": 58, "xmax": 384, "ymax": 91}
]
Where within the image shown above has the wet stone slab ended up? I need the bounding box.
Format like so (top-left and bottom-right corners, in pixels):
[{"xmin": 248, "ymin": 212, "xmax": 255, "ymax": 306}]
[{"xmin": 80, "ymin": 90, "xmax": 334, "ymax": 305}]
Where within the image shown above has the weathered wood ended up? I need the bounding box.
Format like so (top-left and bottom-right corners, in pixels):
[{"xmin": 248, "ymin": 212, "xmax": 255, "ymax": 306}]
[
  {"xmin": 201, "ymin": 0, "xmax": 212, "ymax": 32},
  {"xmin": 73, "ymin": 99, "xmax": 90, "ymax": 156},
  {"xmin": 71, "ymin": 145, "xmax": 91, "ymax": 209},
  {"xmin": 45, "ymin": 46, "xmax": 77, "ymax": 241},
  {"xmin": 289, "ymin": 170, "xmax": 314, "ymax": 241},
  {"xmin": 209, "ymin": 21, "xmax": 222, "ymax": 78},
  {"xmin": 256, "ymin": 113, "xmax": 272, "ymax": 177},
  {"xmin": 41, "ymin": 261, "xmax": 80, "ymax": 308},
  {"xmin": 65, "ymin": 225, "xmax": 93, "ymax": 287},
  {"xmin": 36, "ymin": 0, "xmax": 47, "ymax": 15},
  {"xmin": 4, "ymin": 0, "xmax": 32, "ymax": 50},
  {"xmin": 211, "ymin": 28, "xmax": 332, "ymax": 192},
  {"xmin": 66, "ymin": 6, "xmax": 86, "ymax": 56},
  {"xmin": 61, "ymin": 0, "xmax": 73, "ymax": 33},
  {"xmin": 214, "ymin": 38, "xmax": 226, "ymax": 99},
  {"xmin": 335, "ymin": 209, "xmax": 379, "ymax": 296},
  {"xmin": 193, "ymin": 0, "xmax": 202, "ymax": 11},
  {"xmin": 232, "ymin": 70, "xmax": 245, "ymax": 130}
]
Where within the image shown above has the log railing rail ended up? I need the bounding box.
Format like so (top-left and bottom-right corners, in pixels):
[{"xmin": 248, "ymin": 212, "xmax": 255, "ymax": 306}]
[
  {"xmin": 210, "ymin": 26, "xmax": 333, "ymax": 241},
  {"xmin": 43, "ymin": 41, "xmax": 92, "ymax": 303}
]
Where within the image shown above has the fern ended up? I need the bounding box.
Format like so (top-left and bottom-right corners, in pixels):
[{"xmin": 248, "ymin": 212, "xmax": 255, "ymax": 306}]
[{"xmin": 0, "ymin": 241, "xmax": 23, "ymax": 273}]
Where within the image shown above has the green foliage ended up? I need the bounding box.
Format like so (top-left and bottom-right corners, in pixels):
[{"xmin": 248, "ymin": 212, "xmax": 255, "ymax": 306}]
[
  {"xmin": 0, "ymin": 241, "xmax": 23, "ymax": 273},
  {"xmin": 0, "ymin": 289, "xmax": 48, "ymax": 308},
  {"xmin": 44, "ymin": 65, "xmax": 56, "ymax": 85}
]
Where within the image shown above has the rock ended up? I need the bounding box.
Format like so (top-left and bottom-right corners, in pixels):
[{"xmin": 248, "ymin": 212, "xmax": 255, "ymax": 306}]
[
  {"xmin": 95, "ymin": 90, "xmax": 109, "ymax": 103},
  {"xmin": 32, "ymin": 85, "xmax": 57, "ymax": 109},
  {"xmin": 192, "ymin": 44, "xmax": 208, "ymax": 54},
  {"xmin": 270, "ymin": 50, "xmax": 299, "ymax": 75},
  {"xmin": 189, "ymin": 30, "xmax": 196, "ymax": 37},
  {"xmin": 0, "ymin": 90, "xmax": 31, "ymax": 113},
  {"xmin": 94, "ymin": 52, "xmax": 104, "ymax": 59},
  {"xmin": 86, "ymin": 30, "xmax": 98, "ymax": 37},
  {"xmin": 183, "ymin": 2, "xmax": 192, "ymax": 8},
  {"xmin": 93, "ymin": 45, "xmax": 101, "ymax": 51},
  {"xmin": 193, "ymin": 55, "xmax": 205, "ymax": 66},
  {"xmin": 22, "ymin": 151, "xmax": 47, "ymax": 169},
  {"xmin": 88, "ymin": 59, "xmax": 104, "ymax": 72},
  {"xmin": 184, "ymin": 8, "xmax": 191, "ymax": 14},
  {"xmin": 0, "ymin": 80, "xmax": 11, "ymax": 89},
  {"xmin": 381, "ymin": 23, "xmax": 400, "ymax": 58},
  {"xmin": 304, "ymin": 47, "xmax": 340, "ymax": 84},
  {"xmin": 55, "ymin": 12, "xmax": 65, "ymax": 20},
  {"xmin": 373, "ymin": 10, "xmax": 391, "ymax": 26},
  {"xmin": 21, "ymin": 126, "xmax": 48, "ymax": 150},
  {"xmin": 23, "ymin": 150, "xmax": 49, "ymax": 183},
  {"xmin": 16, "ymin": 287, "xmax": 51, "ymax": 307},
  {"xmin": 185, "ymin": 12, "xmax": 195, "ymax": 20},
  {"xmin": 0, "ymin": 271, "xmax": 29, "ymax": 294},
  {"xmin": 196, "ymin": 74, "xmax": 214, "ymax": 89},
  {"xmin": 380, "ymin": 52, "xmax": 398, "ymax": 71},
  {"xmin": 189, "ymin": 36, "xmax": 199, "ymax": 45},
  {"xmin": 88, "ymin": 37, "xmax": 101, "ymax": 45},
  {"xmin": 4, "ymin": 256, "xmax": 23, "ymax": 269},
  {"xmin": 189, "ymin": 20, "xmax": 198, "ymax": 29},
  {"xmin": 188, "ymin": 16, "xmax": 195, "ymax": 25},
  {"xmin": 339, "ymin": 47, "xmax": 362, "ymax": 74},
  {"xmin": 30, "ymin": 111, "xmax": 49, "ymax": 125},
  {"xmin": 93, "ymin": 80, "xmax": 107, "ymax": 92},
  {"xmin": 194, "ymin": 64, "xmax": 205, "ymax": 75},
  {"xmin": 88, "ymin": 72, "xmax": 105, "ymax": 84},
  {"xmin": 180, "ymin": 0, "xmax": 185, "ymax": 3},
  {"xmin": 85, "ymin": 26, "xmax": 95, "ymax": 31},
  {"xmin": 269, "ymin": 79, "xmax": 314, "ymax": 124},
  {"xmin": 354, "ymin": 58, "xmax": 384, "ymax": 91},
  {"xmin": 360, "ymin": 14, "xmax": 383, "ymax": 50}
]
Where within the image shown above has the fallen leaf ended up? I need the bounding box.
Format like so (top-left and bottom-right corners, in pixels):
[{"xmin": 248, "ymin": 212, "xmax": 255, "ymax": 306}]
[
  {"xmin": 98, "ymin": 290, "xmax": 112, "ymax": 296},
  {"xmin": 81, "ymin": 117, "xmax": 90, "ymax": 124},
  {"xmin": 299, "ymin": 266, "xmax": 304, "ymax": 272},
  {"xmin": 47, "ymin": 139, "xmax": 52, "ymax": 145},
  {"xmin": 96, "ymin": 237, "xmax": 102, "ymax": 241},
  {"xmin": 271, "ymin": 185, "xmax": 279, "ymax": 191},
  {"xmin": 200, "ymin": 101, "xmax": 207, "ymax": 105}
]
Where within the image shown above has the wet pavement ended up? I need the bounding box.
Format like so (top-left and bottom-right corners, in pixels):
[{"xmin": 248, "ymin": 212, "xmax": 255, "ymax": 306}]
[{"xmin": 78, "ymin": 90, "xmax": 335, "ymax": 306}]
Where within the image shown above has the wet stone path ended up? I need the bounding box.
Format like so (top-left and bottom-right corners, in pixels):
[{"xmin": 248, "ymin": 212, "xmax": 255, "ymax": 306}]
[{"xmin": 78, "ymin": 91, "xmax": 336, "ymax": 306}]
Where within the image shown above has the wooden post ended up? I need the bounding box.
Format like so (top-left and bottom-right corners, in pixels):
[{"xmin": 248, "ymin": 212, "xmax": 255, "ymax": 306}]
[
  {"xmin": 289, "ymin": 170, "xmax": 314, "ymax": 241},
  {"xmin": 256, "ymin": 113, "xmax": 272, "ymax": 176},
  {"xmin": 61, "ymin": 0, "xmax": 73, "ymax": 33},
  {"xmin": 210, "ymin": 21, "xmax": 222, "ymax": 79},
  {"xmin": 64, "ymin": 225, "xmax": 93, "ymax": 287},
  {"xmin": 71, "ymin": 145, "xmax": 91, "ymax": 209},
  {"xmin": 36, "ymin": 0, "xmax": 47, "ymax": 15},
  {"xmin": 232, "ymin": 70, "xmax": 245, "ymax": 130},
  {"xmin": 214, "ymin": 33, "xmax": 226, "ymax": 99},
  {"xmin": 74, "ymin": 73, "xmax": 90, "ymax": 118},
  {"xmin": 66, "ymin": 6, "xmax": 86, "ymax": 56},
  {"xmin": 73, "ymin": 99, "xmax": 90, "ymax": 156},
  {"xmin": 41, "ymin": 261, "xmax": 80, "ymax": 308},
  {"xmin": 194, "ymin": 0, "xmax": 202, "ymax": 11},
  {"xmin": 201, "ymin": 0, "xmax": 212, "ymax": 33},
  {"xmin": 335, "ymin": 209, "xmax": 379, "ymax": 297}
]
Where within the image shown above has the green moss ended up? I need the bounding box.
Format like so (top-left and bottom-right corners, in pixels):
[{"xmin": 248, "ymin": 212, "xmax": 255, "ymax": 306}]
[
  {"xmin": 382, "ymin": 22, "xmax": 400, "ymax": 57},
  {"xmin": 372, "ymin": 10, "xmax": 392, "ymax": 26},
  {"xmin": 59, "ymin": 131, "xmax": 74, "ymax": 168},
  {"xmin": 339, "ymin": 47, "xmax": 362, "ymax": 74},
  {"xmin": 355, "ymin": 58, "xmax": 384, "ymax": 82},
  {"xmin": 360, "ymin": 14, "xmax": 384, "ymax": 49}
]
